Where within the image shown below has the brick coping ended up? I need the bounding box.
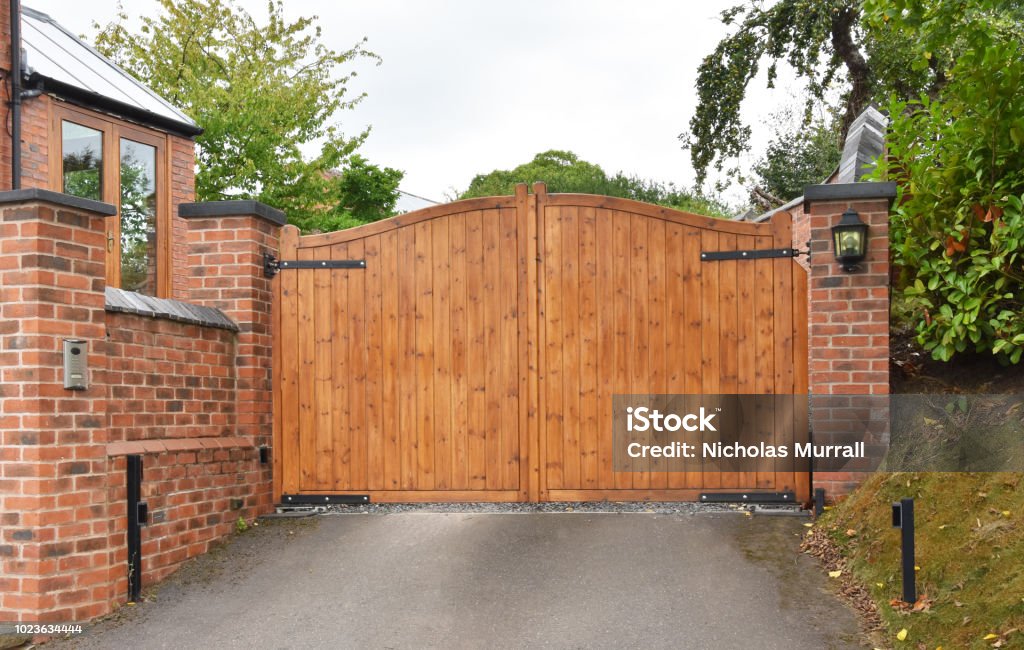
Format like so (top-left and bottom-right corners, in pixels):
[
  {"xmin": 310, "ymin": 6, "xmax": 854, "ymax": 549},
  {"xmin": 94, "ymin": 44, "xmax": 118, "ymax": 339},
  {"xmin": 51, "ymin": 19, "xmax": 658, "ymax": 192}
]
[{"xmin": 107, "ymin": 437, "xmax": 254, "ymax": 456}]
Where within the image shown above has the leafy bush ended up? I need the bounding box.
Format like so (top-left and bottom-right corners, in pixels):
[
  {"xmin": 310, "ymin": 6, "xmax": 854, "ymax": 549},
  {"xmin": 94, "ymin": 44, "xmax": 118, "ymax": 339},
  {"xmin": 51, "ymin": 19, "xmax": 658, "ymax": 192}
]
[{"xmin": 870, "ymin": 1, "xmax": 1024, "ymax": 363}]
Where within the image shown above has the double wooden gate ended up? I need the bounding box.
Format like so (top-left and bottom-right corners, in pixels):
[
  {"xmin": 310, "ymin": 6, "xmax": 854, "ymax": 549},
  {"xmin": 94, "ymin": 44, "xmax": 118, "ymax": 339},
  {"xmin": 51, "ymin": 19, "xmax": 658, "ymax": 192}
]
[{"xmin": 273, "ymin": 183, "xmax": 808, "ymax": 503}]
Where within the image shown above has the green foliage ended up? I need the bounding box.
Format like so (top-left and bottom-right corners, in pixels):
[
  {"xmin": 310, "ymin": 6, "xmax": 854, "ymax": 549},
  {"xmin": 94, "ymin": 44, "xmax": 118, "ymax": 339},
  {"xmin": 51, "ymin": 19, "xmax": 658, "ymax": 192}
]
[
  {"xmin": 235, "ymin": 516, "xmax": 248, "ymax": 534},
  {"xmin": 331, "ymin": 155, "xmax": 404, "ymax": 223},
  {"xmin": 92, "ymin": 0, "xmax": 401, "ymax": 233},
  {"xmin": 868, "ymin": 0, "xmax": 1024, "ymax": 363},
  {"xmin": 685, "ymin": 0, "xmax": 940, "ymax": 189},
  {"xmin": 460, "ymin": 150, "xmax": 730, "ymax": 217},
  {"xmin": 752, "ymin": 108, "xmax": 842, "ymax": 201}
]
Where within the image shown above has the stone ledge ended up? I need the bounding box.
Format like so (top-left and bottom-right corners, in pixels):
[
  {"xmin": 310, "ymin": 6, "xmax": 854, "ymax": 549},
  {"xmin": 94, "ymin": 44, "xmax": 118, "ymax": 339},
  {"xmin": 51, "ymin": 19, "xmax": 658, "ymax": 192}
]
[
  {"xmin": 802, "ymin": 182, "xmax": 898, "ymax": 210},
  {"xmin": 179, "ymin": 200, "xmax": 287, "ymax": 226},
  {"xmin": 106, "ymin": 287, "xmax": 239, "ymax": 331},
  {"xmin": 0, "ymin": 188, "xmax": 117, "ymax": 215}
]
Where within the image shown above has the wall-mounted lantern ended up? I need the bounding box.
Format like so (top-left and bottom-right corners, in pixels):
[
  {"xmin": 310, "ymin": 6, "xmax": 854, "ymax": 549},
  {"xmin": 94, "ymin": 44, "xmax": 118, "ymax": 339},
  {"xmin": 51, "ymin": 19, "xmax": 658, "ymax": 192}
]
[{"xmin": 831, "ymin": 208, "xmax": 869, "ymax": 272}]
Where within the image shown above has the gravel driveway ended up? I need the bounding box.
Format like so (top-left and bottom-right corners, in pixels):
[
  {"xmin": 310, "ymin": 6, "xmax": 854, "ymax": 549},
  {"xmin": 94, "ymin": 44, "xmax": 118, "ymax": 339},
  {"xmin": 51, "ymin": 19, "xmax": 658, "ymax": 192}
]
[{"xmin": 52, "ymin": 507, "xmax": 866, "ymax": 649}]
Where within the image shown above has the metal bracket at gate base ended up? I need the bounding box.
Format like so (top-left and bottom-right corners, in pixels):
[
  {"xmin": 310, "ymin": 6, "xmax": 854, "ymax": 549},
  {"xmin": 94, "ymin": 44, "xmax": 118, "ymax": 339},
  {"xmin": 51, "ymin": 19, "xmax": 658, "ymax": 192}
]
[
  {"xmin": 700, "ymin": 248, "xmax": 796, "ymax": 261},
  {"xmin": 281, "ymin": 493, "xmax": 370, "ymax": 505},
  {"xmin": 264, "ymin": 252, "xmax": 366, "ymax": 278},
  {"xmin": 699, "ymin": 491, "xmax": 796, "ymax": 504}
]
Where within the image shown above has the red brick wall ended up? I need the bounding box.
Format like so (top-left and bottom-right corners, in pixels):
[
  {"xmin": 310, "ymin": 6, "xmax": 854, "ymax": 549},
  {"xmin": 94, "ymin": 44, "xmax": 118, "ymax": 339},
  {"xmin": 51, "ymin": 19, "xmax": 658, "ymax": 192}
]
[
  {"xmin": 185, "ymin": 211, "xmax": 283, "ymax": 514},
  {"xmin": 170, "ymin": 137, "xmax": 197, "ymax": 301},
  {"xmin": 105, "ymin": 313, "xmax": 236, "ymax": 443},
  {"xmin": 804, "ymin": 189, "xmax": 892, "ymax": 499},
  {"xmin": 0, "ymin": 199, "xmax": 111, "ymax": 623},
  {"xmin": 1, "ymin": 195, "xmax": 280, "ymax": 626}
]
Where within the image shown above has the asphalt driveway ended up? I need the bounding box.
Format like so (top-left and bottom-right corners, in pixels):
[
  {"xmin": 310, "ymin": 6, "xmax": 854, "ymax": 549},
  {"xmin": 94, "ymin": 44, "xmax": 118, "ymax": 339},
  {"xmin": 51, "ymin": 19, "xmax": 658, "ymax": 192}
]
[{"xmin": 55, "ymin": 510, "xmax": 866, "ymax": 649}]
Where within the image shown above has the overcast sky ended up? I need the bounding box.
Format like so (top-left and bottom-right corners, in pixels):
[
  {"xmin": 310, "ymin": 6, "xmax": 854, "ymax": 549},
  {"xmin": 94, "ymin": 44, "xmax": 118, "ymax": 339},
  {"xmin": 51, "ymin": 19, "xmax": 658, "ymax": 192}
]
[{"xmin": 27, "ymin": 0, "xmax": 801, "ymax": 206}]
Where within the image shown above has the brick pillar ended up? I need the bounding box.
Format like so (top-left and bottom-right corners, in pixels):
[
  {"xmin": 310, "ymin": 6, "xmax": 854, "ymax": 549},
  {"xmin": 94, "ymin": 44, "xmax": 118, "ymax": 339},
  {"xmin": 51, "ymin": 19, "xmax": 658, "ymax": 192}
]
[
  {"xmin": 0, "ymin": 189, "xmax": 115, "ymax": 622},
  {"xmin": 180, "ymin": 200, "xmax": 285, "ymax": 514},
  {"xmin": 803, "ymin": 182, "xmax": 895, "ymax": 499}
]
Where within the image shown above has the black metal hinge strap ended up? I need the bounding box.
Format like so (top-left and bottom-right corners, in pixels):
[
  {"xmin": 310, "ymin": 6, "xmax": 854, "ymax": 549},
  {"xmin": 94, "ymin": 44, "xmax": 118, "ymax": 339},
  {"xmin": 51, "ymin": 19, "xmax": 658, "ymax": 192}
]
[
  {"xmin": 264, "ymin": 252, "xmax": 366, "ymax": 278},
  {"xmin": 700, "ymin": 248, "xmax": 796, "ymax": 261}
]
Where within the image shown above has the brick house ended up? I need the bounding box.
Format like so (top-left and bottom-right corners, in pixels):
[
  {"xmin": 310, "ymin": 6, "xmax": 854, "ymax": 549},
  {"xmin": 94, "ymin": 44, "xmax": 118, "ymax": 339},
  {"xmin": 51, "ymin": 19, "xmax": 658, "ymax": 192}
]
[{"xmin": 1, "ymin": 4, "xmax": 281, "ymax": 624}]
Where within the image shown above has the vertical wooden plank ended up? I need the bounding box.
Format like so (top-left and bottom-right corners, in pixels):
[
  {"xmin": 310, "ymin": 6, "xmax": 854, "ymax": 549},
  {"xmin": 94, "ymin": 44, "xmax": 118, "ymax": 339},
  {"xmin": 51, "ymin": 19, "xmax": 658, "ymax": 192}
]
[
  {"xmin": 735, "ymin": 234, "xmax": 757, "ymax": 488},
  {"xmin": 431, "ymin": 217, "xmax": 452, "ymax": 490},
  {"xmin": 666, "ymin": 223, "xmax": 688, "ymax": 489},
  {"xmin": 483, "ymin": 210, "xmax": 503, "ymax": 490},
  {"xmin": 718, "ymin": 233, "xmax": 739, "ymax": 489},
  {"xmin": 397, "ymin": 228, "xmax": 418, "ymax": 490},
  {"xmin": 466, "ymin": 211, "xmax": 487, "ymax": 490},
  {"xmin": 499, "ymin": 207, "xmax": 520, "ymax": 490},
  {"xmin": 682, "ymin": 227, "xmax": 703, "ymax": 489},
  {"xmin": 526, "ymin": 184, "xmax": 542, "ymax": 501},
  {"xmin": 792, "ymin": 260, "xmax": 810, "ymax": 502},
  {"xmin": 347, "ymin": 239, "xmax": 368, "ymax": 490},
  {"xmin": 560, "ymin": 206, "xmax": 581, "ymax": 489},
  {"xmin": 449, "ymin": 214, "xmax": 470, "ymax": 490},
  {"xmin": 278, "ymin": 227, "xmax": 300, "ymax": 495},
  {"xmin": 330, "ymin": 243, "xmax": 351, "ymax": 490},
  {"xmin": 772, "ymin": 212, "xmax": 796, "ymax": 494},
  {"xmin": 414, "ymin": 221, "xmax": 435, "ymax": 490},
  {"xmin": 296, "ymin": 245, "xmax": 316, "ymax": 491},
  {"xmin": 700, "ymin": 229, "xmax": 721, "ymax": 489},
  {"xmin": 754, "ymin": 234, "xmax": 776, "ymax": 490},
  {"xmin": 648, "ymin": 218, "xmax": 668, "ymax": 489},
  {"xmin": 516, "ymin": 184, "xmax": 534, "ymax": 500},
  {"xmin": 542, "ymin": 204, "xmax": 564, "ymax": 491},
  {"xmin": 595, "ymin": 209, "xmax": 615, "ymax": 490},
  {"xmin": 629, "ymin": 213, "xmax": 650, "ymax": 490},
  {"xmin": 612, "ymin": 211, "xmax": 632, "ymax": 490},
  {"xmin": 365, "ymin": 235, "xmax": 385, "ymax": 491},
  {"xmin": 380, "ymin": 230, "xmax": 401, "ymax": 490},
  {"xmin": 578, "ymin": 206, "xmax": 599, "ymax": 489},
  {"xmin": 313, "ymin": 245, "xmax": 333, "ymax": 490}
]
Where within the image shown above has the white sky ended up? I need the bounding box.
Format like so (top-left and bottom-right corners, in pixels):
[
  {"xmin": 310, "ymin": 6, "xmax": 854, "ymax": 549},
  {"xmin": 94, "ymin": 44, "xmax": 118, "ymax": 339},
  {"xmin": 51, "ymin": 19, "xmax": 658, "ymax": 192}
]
[{"xmin": 27, "ymin": 0, "xmax": 803, "ymax": 206}]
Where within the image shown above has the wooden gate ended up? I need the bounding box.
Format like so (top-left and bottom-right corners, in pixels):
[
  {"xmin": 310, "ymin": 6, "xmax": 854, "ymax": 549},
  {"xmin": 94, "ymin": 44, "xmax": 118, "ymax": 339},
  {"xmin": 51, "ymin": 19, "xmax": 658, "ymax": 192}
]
[{"xmin": 273, "ymin": 183, "xmax": 808, "ymax": 503}]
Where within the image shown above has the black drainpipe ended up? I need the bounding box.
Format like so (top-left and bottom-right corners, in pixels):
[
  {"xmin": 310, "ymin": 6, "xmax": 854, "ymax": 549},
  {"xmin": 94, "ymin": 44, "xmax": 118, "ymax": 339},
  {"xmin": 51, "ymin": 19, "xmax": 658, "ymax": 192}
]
[{"xmin": 10, "ymin": 0, "xmax": 22, "ymax": 189}]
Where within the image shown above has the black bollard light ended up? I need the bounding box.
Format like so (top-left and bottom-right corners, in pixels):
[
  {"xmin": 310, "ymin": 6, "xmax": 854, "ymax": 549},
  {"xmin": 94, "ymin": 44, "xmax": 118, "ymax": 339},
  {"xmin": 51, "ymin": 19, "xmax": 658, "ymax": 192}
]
[
  {"xmin": 891, "ymin": 498, "xmax": 916, "ymax": 604},
  {"xmin": 814, "ymin": 488, "xmax": 825, "ymax": 517}
]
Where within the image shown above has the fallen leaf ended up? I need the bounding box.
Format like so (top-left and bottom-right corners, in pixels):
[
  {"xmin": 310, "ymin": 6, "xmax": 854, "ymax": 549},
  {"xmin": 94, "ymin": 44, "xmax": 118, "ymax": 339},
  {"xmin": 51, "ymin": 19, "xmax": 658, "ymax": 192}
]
[
  {"xmin": 1002, "ymin": 511, "xmax": 1011, "ymax": 517},
  {"xmin": 877, "ymin": 582, "xmax": 885, "ymax": 588},
  {"xmin": 954, "ymin": 600, "xmax": 964, "ymax": 607},
  {"xmin": 915, "ymin": 565, "xmax": 921, "ymax": 571},
  {"xmin": 846, "ymin": 528, "xmax": 858, "ymax": 537},
  {"xmin": 828, "ymin": 570, "xmax": 842, "ymax": 578},
  {"xmin": 979, "ymin": 492, "xmax": 989, "ymax": 498},
  {"xmin": 803, "ymin": 522, "xmax": 814, "ymax": 527},
  {"xmin": 939, "ymin": 524, "xmax": 948, "ymax": 530},
  {"xmin": 983, "ymin": 633, "xmax": 999, "ymax": 640},
  {"xmin": 897, "ymin": 628, "xmax": 908, "ymax": 641}
]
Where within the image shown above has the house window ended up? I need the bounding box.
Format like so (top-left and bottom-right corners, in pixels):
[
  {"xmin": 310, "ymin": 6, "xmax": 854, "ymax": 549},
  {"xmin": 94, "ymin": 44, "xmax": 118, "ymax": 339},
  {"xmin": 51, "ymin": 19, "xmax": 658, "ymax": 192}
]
[
  {"xmin": 61, "ymin": 122, "xmax": 103, "ymax": 201},
  {"xmin": 52, "ymin": 104, "xmax": 170, "ymax": 297}
]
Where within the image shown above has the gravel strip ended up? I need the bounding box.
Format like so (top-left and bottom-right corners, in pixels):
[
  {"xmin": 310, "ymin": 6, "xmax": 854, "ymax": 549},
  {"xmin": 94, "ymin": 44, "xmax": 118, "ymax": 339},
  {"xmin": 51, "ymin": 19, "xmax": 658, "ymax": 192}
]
[{"xmin": 277, "ymin": 501, "xmax": 807, "ymax": 516}]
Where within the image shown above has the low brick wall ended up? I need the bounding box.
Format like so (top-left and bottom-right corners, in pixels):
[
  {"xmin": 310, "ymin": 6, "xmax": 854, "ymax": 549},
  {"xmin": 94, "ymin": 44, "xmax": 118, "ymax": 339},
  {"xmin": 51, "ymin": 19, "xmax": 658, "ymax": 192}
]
[{"xmin": 0, "ymin": 192, "xmax": 280, "ymax": 625}]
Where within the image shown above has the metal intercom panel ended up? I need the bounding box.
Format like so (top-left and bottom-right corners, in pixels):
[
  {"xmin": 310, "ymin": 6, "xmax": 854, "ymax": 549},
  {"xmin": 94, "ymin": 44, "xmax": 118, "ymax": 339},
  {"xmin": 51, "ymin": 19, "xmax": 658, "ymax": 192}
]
[{"xmin": 63, "ymin": 339, "xmax": 88, "ymax": 390}]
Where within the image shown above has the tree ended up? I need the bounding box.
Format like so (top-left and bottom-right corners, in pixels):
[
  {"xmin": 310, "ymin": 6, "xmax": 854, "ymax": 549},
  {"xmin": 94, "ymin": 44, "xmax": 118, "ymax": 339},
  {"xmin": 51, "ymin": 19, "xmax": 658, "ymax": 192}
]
[
  {"xmin": 683, "ymin": 0, "xmax": 939, "ymax": 187},
  {"xmin": 93, "ymin": 0, "xmax": 400, "ymax": 232},
  {"xmin": 460, "ymin": 150, "xmax": 730, "ymax": 217},
  {"xmin": 752, "ymin": 107, "xmax": 842, "ymax": 202},
  {"xmin": 866, "ymin": 0, "xmax": 1024, "ymax": 363}
]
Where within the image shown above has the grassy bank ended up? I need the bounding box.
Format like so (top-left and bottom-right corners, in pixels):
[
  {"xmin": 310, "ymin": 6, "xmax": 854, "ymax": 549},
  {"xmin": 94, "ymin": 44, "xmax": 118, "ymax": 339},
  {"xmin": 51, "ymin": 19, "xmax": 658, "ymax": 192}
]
[{"xmin": 816, "ymin": 472, "xmax": 1024, "ymax": 648}]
